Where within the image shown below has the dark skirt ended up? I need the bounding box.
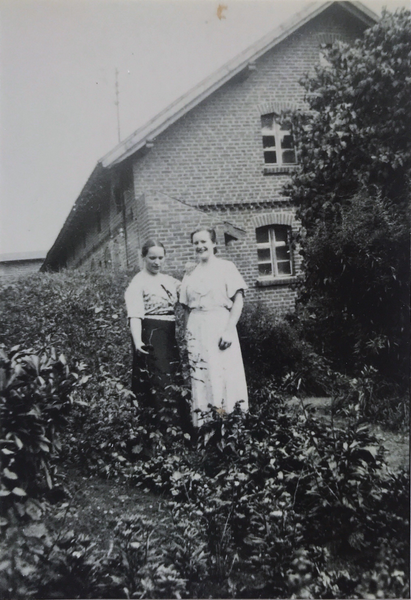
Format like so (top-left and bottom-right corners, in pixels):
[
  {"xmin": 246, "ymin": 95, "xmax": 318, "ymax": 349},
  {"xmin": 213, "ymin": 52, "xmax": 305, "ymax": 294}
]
[
  {"xmin": 131, "ymin": 318, "xmax": 192, "ymax": 434},
  {"xmin": 131, "ymin": 318, "xmax": 192, "ymax": 431},
  {"xmin": 131, "ymin": 318, "xmax": 179, "ymax": 408}
]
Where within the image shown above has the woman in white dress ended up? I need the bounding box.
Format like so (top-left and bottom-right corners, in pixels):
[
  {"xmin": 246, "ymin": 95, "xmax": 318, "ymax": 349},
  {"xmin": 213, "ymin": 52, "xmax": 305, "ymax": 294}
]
[
  {"xmin": 125, "ymin": 240, "xmax": 181, "ymax": 416},
  {"xmin": 179, "ymin": 228, "xmax": 249, "ymax": 427}
]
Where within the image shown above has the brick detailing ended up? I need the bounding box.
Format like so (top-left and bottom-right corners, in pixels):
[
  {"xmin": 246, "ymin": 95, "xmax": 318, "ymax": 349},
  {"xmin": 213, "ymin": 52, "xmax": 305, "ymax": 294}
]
[
  {"xmin": 257, "ymin": 101, "xmax": 302, "ymax": 116},
  {"xmin": 252, "ymin": 212, "xmax": 296, "ymax": 228},
  {"xmin": 316, "ymin": 32, "xmax": 343, "ymax": 45}
]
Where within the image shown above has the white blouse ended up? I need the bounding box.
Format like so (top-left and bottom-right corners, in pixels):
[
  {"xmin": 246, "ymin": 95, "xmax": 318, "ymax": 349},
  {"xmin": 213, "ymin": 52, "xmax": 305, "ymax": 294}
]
[
  {"xmin": 125, "ymin": 271, "xmax": 180, "ymax": 319},
  {"xmin": 179, "ymin": 259, "xmax": 247, "ymax": 311}
]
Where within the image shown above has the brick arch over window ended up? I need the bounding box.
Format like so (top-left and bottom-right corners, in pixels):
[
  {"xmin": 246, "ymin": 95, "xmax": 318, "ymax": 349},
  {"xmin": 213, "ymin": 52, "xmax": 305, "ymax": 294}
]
[
  {"xmin": 252, "ymin": 212, "xmax": 296, "ymax": 229},
  {"xmin": 257, "ymin": 101, "xmax": 301, "ymax": 116},
  {"xmin": 316, "ymin": 33, "xmax": 343, "ymax": 45}
]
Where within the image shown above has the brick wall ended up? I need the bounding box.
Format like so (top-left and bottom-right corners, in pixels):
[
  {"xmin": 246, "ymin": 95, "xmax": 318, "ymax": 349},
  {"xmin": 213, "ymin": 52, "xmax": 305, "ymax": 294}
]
[
  {"xmin": 131, "ymin": 6, "xmax": 362, "ymax": 208},
  {"xmin": 70, "ymin": 168, "xmax": 135, "ymax": 272},
  {"xmin": 141, "ymin": 191, "xmax": 213, "ymax": 278}
]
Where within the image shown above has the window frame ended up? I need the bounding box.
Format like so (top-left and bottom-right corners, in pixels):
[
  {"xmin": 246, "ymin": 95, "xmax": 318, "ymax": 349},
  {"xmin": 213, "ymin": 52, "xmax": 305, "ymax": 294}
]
[
  {"xmin": 261, "ymin": 113, "xmax": 297, "ymax": 167},
  {"xmin": 256, "ymin": 225, "xmax": 294, "ymax": 280},
  {"xmin": 319, "ymin": 42, "xmax": 333, "ymax": 68}
]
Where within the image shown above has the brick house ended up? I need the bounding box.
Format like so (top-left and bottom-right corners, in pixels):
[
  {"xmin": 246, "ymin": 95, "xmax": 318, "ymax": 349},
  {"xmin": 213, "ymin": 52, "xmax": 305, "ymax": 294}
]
[{"xmin": 42, "ymin": 1, "xmax": 377, "ymax": 313}]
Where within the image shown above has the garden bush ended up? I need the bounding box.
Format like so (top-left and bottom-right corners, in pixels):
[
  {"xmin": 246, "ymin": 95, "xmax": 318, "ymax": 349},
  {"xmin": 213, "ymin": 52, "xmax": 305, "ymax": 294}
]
[
  {"xmin": 238, "ymin": 303, "xmax": 333, "ymax": 396},
  {"xmin": 0, "ymin": 270, "xmax": 131, "ymax": 381},
  {"xmin": 0, "ymin": 345, "xmax": 78, "ymax": 511},
  {"xmin": 284, "ymin": 9, "xmax": 411, "ymax": 408},
  {"xmin": 0, "ymin": 271, "xmax": 409, "ymax": 598},
  {"xmin": 99, "ymin": 397, "xmax": 408, "ymax": 599},
  {"xmin": 2, "ymin": 393, "xmax": 408, "ymax": 599}
]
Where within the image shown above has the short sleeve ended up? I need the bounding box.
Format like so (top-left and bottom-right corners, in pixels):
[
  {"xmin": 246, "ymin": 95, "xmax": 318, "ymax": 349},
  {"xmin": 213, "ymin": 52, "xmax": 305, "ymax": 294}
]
[
  {"xmin": 225, "ymin": 261, "xmax": 248, "ymax": 299},
  {"xmin": 124, "ymin": 276, "xmax": 145, "ymax": 319}
]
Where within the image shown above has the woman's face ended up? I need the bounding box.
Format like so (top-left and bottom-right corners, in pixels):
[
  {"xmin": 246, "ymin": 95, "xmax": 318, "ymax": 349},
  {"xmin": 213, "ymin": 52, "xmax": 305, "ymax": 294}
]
[
  {"xmin": 144, "ymin": 246, "xmax": 165, "ymax": 274},
  {"xmin": 192, "ymin": 230, "xmax": 216, "ymax": 262}
]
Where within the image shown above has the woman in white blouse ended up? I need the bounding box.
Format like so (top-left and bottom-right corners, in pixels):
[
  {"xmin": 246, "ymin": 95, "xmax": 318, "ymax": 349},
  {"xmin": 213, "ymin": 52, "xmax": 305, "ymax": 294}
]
[
  {"xmin": 180, "ymin": 228, "xmax": 249, "ymax": 427},
  {"xmin": 125, "ymin": 240, "xmax": 181, "ymax": 413}
]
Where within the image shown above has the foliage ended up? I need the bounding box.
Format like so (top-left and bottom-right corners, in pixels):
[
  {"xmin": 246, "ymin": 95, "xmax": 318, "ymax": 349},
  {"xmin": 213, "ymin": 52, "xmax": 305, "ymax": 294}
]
[
  {"xmin": 238, "ymin": 303, "xmax": 333, "ymax": 396},
  {"xmin": 0, "ymin": 270, "xmax": 132, "ymax": 382},
  {"xmin": 332, "ymin": 365, "xmax": 409, "ymax": 429},
  {"xmin": 59, "ymin": 370, "xmax": 140, "ymax": 478},
  {"xmin": 109, "ymin": 397, "xmax": 409, "ymax": 598},
  {"xmin": 0, "ymin": 262, "xmax": 408, "ymax": 597},
  {"xmin": 1, "ymin": 384, "xmax": 409, "ymax": 598},
  {"xmin": 0, "ymin": 345, "xmax": 77, "ymax": 512},
  {"xmin": 284, "ymin": 9, "xmax": 411, "ymax": 397}
]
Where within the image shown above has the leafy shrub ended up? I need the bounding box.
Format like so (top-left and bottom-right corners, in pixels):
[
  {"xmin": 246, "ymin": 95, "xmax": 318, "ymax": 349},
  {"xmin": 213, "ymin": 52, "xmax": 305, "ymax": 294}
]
[
  {"xmin": 116, "ymin": 394, "xmax": 409, "ymax": 598},
  {"xmin": 0, "ymin": 270, "xmax": 132, "ymax": 381},
  {"xmin": 332, "ymin": 366, "xmax": 410, "ymax": 430},
  {"xmin": 0, "ymin": 271, "xmax": 408, "ymax": 598},
  {"xmin": 284, "ymin": 9, "xmax": 411, "ymax": 400},
  {"xmin": 0, "ymin": 345, "xmax": 77, "ymax": 509},
  {"xmin": 238, "ymin": 304, "xmax": 333, "ymax": 395},
  {"xmin": 59, "ymin": 372, "xmax": 139, "ymax": 477},
  {"xmin": 1, "ymin": 388, "xmax": 409, "ymax": 598}
]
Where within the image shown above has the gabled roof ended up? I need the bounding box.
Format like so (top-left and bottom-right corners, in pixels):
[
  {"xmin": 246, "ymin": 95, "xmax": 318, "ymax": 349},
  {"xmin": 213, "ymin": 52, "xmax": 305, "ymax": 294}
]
[{"xmin": 101, "ymin": 0, "xmax": 377, "ymax": 168}]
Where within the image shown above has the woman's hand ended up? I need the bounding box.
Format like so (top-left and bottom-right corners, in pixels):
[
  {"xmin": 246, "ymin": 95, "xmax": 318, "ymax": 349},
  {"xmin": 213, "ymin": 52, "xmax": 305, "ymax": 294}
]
[
  {"xmin": 134, "ymin": 340, "xmax": 149, "ymax": 355},
  {"xmin": 129, "ymin": 318, "xmax": 149, "ymax": 354},
  {"xmin": 218, "ymin": 291, "xmax": 244, "ymax": 350},
  {"xmin": 219, "ymin": 328, "xmax": 234, "ymax": 350}
]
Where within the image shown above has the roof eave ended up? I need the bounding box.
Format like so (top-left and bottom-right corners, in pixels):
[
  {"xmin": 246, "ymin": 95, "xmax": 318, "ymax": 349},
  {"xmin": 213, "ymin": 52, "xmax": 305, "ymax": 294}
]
[{"xmin": 42, "ymin": 163, "xmax": 106, "ymax": 269}]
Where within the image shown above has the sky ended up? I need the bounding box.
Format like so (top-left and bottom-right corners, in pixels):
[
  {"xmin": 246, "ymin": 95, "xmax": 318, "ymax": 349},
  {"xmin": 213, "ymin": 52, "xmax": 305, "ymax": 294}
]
[{"xmin": 0, "ymin": 0, "xmax": 409, "ymax": 257}]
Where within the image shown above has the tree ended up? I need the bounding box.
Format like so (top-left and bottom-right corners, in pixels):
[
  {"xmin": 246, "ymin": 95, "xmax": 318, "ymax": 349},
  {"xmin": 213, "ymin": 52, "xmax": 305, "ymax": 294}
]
[{"xmin": 284, "ymin": 9, "xmax": 411, "ymax": 393}]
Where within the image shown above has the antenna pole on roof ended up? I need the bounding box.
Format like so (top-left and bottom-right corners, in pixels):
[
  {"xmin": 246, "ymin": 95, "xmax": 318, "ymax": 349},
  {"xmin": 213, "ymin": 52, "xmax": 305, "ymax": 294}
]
[{"xmin": 115, "ymin": 68, "xmax": 121, "ymax": 142}]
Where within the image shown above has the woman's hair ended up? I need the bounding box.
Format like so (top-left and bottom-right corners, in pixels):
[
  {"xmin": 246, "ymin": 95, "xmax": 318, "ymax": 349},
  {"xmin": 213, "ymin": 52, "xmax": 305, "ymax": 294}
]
[
  {"xmin": 141, "ymin": 239, "xmax": 166, "ymax": 257},
  {"xmin": 190, "ymin": 228, "xmax": 218, "ymax": 254},
  {"xmin": 190, "ymin": 227, "xmax": 217, "ymax": 244}
]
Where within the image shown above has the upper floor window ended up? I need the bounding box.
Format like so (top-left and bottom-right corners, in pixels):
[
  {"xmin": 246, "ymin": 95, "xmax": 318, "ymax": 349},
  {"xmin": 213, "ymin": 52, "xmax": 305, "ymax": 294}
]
[
  {"xmin": 261, "ymin": 113, "xmax": 296, "ymax": 166},
  {"xmin": 96, "ymin": 211, "xmax": 102, "ymax": 233},
  {"xmin": 319, "ymin": 42, "xmax": 333, "ymax": 68},
  {"xmin": 256, "ymin": 225, "xmax": 293, "ymax": 278}
]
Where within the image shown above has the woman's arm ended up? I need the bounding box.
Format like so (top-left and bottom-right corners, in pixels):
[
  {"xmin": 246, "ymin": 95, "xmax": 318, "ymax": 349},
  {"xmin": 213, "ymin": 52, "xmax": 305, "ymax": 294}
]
[
  {"xmin": 129, "ymin": 317, "xmax": 149, "ymax": 354},
  {"xmin": 181, "ymin": 305, "xmax": 190, "ymax": 335},
  {"xmin": 219, "ymin": 291, "xmax": 244, "ymax": 350}
]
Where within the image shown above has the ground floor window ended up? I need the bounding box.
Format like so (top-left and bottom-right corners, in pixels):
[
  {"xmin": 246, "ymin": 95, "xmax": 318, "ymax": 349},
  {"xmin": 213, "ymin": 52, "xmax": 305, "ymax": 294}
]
[{"xmin": 256, "ymin": 224, "xmax": 293, "ymax": 278}]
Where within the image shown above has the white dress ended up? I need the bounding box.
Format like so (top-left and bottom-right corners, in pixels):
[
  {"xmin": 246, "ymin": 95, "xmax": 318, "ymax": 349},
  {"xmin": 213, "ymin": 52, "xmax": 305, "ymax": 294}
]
[{"xmin": 179, "ymin": 258, "xmax": 248, "ymax": 426}]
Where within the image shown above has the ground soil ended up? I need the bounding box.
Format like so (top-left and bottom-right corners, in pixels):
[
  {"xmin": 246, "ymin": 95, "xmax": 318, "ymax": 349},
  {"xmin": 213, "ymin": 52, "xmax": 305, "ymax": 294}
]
[{"xmin": 53, "ymin": 469, "xmax": 173, "ymax": 551}]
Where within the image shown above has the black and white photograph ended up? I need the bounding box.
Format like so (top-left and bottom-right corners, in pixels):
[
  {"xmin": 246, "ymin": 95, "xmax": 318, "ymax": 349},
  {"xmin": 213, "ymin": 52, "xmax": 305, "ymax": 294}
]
[{"xmin": 0, "ymin": 0, "xmax": 409, "ymax": 597}]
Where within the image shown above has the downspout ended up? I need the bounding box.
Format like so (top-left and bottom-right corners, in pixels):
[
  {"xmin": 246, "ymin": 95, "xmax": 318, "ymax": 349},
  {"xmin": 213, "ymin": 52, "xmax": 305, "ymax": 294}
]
[{"xmin": 121, "ymin": 191, "xmax": 129, "ymax": 269}]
